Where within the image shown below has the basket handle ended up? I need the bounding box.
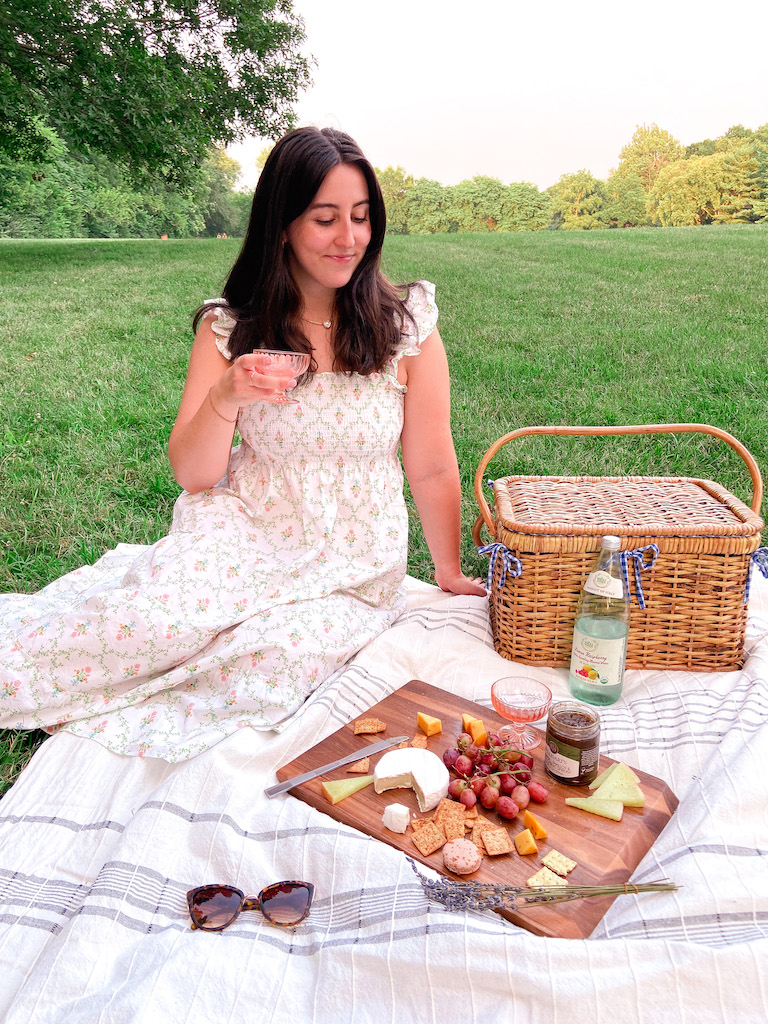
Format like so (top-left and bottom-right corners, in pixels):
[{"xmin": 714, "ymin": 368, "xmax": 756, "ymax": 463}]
[{"xmin": 471, "ymin": 423, "xmax": 764, "ymax": 545}]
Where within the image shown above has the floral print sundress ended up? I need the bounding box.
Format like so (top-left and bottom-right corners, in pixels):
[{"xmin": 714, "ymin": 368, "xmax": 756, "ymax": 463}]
[{"xmin": 0, "ymin": 283, "xmax": 438, "ymax": 760}]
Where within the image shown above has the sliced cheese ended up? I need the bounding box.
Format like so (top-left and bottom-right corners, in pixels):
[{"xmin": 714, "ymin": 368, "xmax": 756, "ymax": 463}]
[
  {"xmin": 416, "ymin": 712, "xmax": 442, "ymax": 737},
  {"xmin": 374, "ymin": 748, "xmax": 449, "ymax": 812}
]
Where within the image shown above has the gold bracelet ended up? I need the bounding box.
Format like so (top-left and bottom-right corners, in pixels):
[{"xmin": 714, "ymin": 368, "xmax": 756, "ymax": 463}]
[{"xmin": 207, "ymin": 389, "xmax": 237, "ymax": 424}]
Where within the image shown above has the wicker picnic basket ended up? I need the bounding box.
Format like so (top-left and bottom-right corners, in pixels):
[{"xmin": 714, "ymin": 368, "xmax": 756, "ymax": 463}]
[{"xmin": 472, "ymin": 424, "xmax": 765, "ymax": 672}]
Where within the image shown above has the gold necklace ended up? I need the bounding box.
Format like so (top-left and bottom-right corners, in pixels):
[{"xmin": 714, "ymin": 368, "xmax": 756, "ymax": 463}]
[{"xmin": 301, "ymin": 315, "xmax": 333, "ymax": 329}]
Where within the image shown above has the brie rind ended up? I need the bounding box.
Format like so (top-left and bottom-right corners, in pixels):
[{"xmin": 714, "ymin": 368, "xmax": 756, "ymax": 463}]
[{"xmin": 373, "ymin": 748, "xmax": 449, "ymax": 812}]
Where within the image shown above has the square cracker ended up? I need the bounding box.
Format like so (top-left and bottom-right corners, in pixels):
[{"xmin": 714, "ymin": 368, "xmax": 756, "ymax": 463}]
[
  {"xmin": 443, "ymin": 818, "xmax": 466, "ymax": 841},
  {"xmin": 411, "ymin": 821, "xmax": 447, "ymax": 857},
  {"xmin": 346, "ymin": 756, "xmax": 370, "ymax": 773},
  {"xmin": 527, "ymin": 866, "xmax": 568, "ymax": 888},
  {"xmin": 542, "ymin": 850, "xmax": 577, "ymax": 877},
  {"xmin": 354, "ymin": 717, "xmax": 386, "ymax": 735},
  {"xmin": 410, "ymin": 734, "xmax": 428, "ymax": 749},
  {"xmin": 481, "ymin": 827, "xmax": 514, "ymax": 856},
  {"xmin": 410, "ymin": 816, "xmax": 433, "ymax": 832}
]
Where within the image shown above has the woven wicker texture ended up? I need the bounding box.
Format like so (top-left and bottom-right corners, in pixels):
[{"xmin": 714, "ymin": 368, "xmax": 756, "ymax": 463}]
[{"xmin": 473, "ymin": 425, "xmax": 765, "ymax": 673}]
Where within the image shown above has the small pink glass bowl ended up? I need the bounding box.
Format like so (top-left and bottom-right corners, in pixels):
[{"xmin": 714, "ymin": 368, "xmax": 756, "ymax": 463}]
[{"xmin": 490, "ymin": 677, "xmax": 552, "ymax": 751}]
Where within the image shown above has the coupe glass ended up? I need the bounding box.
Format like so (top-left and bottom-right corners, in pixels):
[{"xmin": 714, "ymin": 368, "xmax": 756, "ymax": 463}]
[
  {"xmin": 491, "ymin": 677, "xmax": 552, "ymax": 752},
  {"xmin": 252, "ymin": 349, "xmax": 311, "ymax": 404}
]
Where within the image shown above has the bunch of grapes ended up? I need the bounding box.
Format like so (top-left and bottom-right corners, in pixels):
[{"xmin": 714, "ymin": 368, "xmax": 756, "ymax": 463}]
[{"xmin": 442, "ymin": 732, "xmax": 549, "ymax": 819}]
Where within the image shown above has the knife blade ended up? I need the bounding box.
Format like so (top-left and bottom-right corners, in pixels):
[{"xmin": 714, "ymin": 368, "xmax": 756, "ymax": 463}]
[{"xmin": 264, "ymin": 734, "xmax": 410, "ymax": 799}]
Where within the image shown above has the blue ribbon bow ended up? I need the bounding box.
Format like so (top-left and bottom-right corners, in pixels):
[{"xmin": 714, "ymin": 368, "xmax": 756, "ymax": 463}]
[
  {"xmin": 619, "ymin": 543, "xmax": 659, "ymax": 609},
  {"xmin": 745, "ymin": 547, "xmax": 768, "ymax": 605},
  {"xmin": 477, "ymin": 543, "xmax": 523, "ymax": 591}
]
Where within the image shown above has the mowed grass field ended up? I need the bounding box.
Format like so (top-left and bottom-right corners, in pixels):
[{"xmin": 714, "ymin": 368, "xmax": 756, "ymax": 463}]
[{"xmin": 1, "ymin": 225, "xmax": 767, "ymax": 789}]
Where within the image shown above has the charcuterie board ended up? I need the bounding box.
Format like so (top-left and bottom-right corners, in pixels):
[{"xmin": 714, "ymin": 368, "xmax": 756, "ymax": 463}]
[{"xmin": 276, "ymin": 679, "xmax": 678, "ymax": 939}]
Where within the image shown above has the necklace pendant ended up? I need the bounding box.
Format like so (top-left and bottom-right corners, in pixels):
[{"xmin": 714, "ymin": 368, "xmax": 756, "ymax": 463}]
[{"xmin": 322, "ymin": 320, "xmax": 331, "ymax": 329}]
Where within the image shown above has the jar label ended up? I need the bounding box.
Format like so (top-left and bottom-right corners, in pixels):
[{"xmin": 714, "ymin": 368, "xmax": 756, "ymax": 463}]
[
  {"xmin": 570, "ymin": 623, "xmax": 627, "ymax": 688},
  {"xmin": 584, "ymin": 570, "xmax": 624, "ymax": 599},
  {"xmin": 544, "ymin": 736, "xmax": 582, "ymax": 779}
]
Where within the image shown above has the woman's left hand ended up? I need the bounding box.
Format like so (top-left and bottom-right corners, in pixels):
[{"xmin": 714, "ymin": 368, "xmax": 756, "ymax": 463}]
[{"xmin": 434, "ymin": 570, "xmax": 487, "ymax": 597}]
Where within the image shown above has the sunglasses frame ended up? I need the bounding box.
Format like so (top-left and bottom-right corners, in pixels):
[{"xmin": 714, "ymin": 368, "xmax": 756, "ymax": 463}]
[{"xmin": 186, "ymin": 880, "xmax": 315, "ymax": 931}]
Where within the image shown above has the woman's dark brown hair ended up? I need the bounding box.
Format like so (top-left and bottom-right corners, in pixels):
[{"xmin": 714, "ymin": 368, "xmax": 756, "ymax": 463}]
[{"xmin": 194, "ymin": 127, "xmax": 413, "ymax": 374}]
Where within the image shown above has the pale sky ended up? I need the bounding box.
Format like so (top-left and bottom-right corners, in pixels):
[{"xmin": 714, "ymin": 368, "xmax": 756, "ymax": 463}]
[{"xmin": 227, "ymin": 0, "xmax": 768, "ymax": 192}]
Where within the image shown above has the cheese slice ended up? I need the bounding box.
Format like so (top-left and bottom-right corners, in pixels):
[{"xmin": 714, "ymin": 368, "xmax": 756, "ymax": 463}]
[{"xmin": 373, "ymin": 748, "xmax": 449, "ymax": 812}]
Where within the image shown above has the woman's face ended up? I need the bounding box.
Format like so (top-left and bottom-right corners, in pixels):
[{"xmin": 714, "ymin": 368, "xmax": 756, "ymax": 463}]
[{"xmin": 284, "ymin": 163, "xmax": 372, "ymax": 301}]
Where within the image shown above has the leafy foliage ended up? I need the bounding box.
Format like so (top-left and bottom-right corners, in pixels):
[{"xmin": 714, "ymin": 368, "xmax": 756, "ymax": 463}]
[{"xmin": 0, "ymin": 1, "xmax": 310, "ymax": 179}]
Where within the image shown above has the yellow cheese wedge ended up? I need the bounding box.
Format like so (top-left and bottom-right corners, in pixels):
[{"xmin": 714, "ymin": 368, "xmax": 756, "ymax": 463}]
[
  {"xmin": 514, "ymin": 828, "xmax": 538, "ymax": 856},
  {"xmin": 321, "ymin": 775, "xmax": 374, "ymax": 805},
  {"xmin": 416, "ymin": 712, "xmax": 442, "ymax": 737},
  {"xmin": 461, "ymin": 713, "xmax": 476, "ymax": 732}
]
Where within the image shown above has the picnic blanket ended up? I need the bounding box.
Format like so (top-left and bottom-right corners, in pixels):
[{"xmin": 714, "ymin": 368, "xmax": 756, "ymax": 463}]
[{"xmin": 1, "ymin": 557, "xmax": 767, "ymax": 1023}]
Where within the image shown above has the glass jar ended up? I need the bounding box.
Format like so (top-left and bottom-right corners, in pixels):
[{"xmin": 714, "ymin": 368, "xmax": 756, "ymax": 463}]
[{"xmin": 544, "ymin": 700, "xmax": 601, "ymax": 786}]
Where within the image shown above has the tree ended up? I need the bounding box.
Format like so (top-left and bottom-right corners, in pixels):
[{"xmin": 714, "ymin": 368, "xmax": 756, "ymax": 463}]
[
  {"xmin": 498, "ymin": 182, "xmax": 552, "ymax": 232},
  {"xmin": 404, "ymin": 178, "xmax": 456, "ymax": 234},
  {"xmin": 375, "ymin": 166, "xmax": 415, "ymax": 234},
  {"xmin": 616, "ymin": 124, "xmax": 683, "ymax": 193},
  {"xmin": 715, "ymin": 143, "xmax": 767, "ymax": 223},
  {"xmin": 602, "ymin": 172, "xmax": 648, "ymax": 228},
  {"xmin": 0, "ymin": 1, "xmax": 310, "ymax": 180},
  {"xmin": 547, "ymin": 170, "xmax": 607, "ymax": 229},
  {"xmin": 649, "ymin": 153, "xmax": 726, "ymax": 226},
  {"xmin": 448, "ymin": 176, "xmax": 508, "ymax": 232}
]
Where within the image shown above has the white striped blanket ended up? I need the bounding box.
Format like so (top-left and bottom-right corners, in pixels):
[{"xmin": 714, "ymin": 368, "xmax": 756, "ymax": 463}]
[{"xmin": 1, "ymin": 558, "xmax": 766, "ymax": 1023}]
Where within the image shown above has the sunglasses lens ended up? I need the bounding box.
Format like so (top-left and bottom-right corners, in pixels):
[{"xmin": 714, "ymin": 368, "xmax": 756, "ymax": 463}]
[
  {"xmin": 260, "ymin": 882, "xmax": 313, "ymax": 926},
  {"xmin": 188, "ymin": 886, "xmax": 243, "ymax": 930}
]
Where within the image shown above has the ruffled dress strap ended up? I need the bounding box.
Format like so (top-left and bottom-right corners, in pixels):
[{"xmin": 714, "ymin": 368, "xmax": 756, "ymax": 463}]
[
  {"xmin": 398, "ymin": 280, "xmax": 438, "ymax": 357},
  {"xmin": 205, "ymin": 298, "xmax": 237, "ymax": 360}
]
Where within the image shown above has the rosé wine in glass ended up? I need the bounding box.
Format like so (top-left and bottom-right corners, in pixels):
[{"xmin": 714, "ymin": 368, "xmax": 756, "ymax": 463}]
[
  {"xmin": 252, "ymin": 349, "xmax": 310, "ymax": 404},
  {"xmin": 491, "ymin": 677, "xmax": 552, "ymax": 752}
]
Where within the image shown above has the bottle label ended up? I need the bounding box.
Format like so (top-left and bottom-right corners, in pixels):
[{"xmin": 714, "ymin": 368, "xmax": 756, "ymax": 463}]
[
  {"xmin": 584, "ymin": 570, "xmax": 624, "ymax": 598},
  {"xmin": 570, "ymin": 624, "xmax": 627, "ymax": 688}
]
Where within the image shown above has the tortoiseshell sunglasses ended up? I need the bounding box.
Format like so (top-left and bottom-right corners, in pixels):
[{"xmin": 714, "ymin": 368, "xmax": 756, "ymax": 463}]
[{"xmin": 186, "ymin": 881, "xmax": 315, "ymax": 931}]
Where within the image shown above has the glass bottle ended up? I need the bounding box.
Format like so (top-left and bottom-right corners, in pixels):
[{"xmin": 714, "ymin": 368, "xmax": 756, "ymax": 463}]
[{"xmin": 568, "ymin": 536, "xmax": 629, "ymax": 706}]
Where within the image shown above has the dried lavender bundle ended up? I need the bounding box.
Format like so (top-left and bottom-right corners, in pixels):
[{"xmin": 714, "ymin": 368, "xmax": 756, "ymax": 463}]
[{"xmin": 408, "ymin": 858, "xmax": 677, "ymax": 913}]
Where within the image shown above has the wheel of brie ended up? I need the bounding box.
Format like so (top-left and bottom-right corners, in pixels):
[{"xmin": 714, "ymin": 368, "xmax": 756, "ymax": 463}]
[{"xmin": 373, "ymin": 748, "xmax": 449, "ymax": 812}]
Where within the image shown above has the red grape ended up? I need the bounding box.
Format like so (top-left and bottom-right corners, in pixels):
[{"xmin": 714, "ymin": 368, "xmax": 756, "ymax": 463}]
[
  {"xmin": 480, "ymin": 785, "xmax": 499, "ymax": 809},
  {"xmin": 518, "ymin": 753, "xmax": 534, "ymax": 770},
  {"xmin": 487, "ymin": 733, "xmax": 502, "ymax": 748},
  {"xmin": 454, "ymin": 754, "xmax": 473, "ymax": 777},
  {"xmin": 498, "ymin": 772, "xmax": 517, "ymax": 795},
  {"xmin": 469, "ymin": 776, "xmax": 486, "ymax": 797},
  {"xmin": 510, "ymin": 785, "xmax": 530, "ymax": 809},
  {"xmin": 496, "ymin": 796, "xmax": 519, "ymax": 819},
  {"xmin": 511, "ymin": 766, "xmax": 532, "ymax": 785},
  {"xmin": 459, "ymin": 788, "xmax": 477, "ymax": 809},
  {"xmin": 447, "ymin": 778, "xmax": 466, "ymax": 799},
  {"xmin": 457, "ymin": 732, "xmax": 473, "ymax": 751},
  {"xmin": 527, "ymin": 780, "xmax": 550, "ymax": 803},
  {"xmin": 442, "ymin": 747, "xmax": 460, "ymax": 769},
  {"xmin": 464, "ymin": 744, "xmax": 480, "ymax": 762}
]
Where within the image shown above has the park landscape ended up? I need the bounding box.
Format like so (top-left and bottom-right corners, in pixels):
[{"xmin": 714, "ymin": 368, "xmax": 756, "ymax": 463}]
[{"xmin": 1, "ymin": 6, "xmax": 767, "ymax": 789}]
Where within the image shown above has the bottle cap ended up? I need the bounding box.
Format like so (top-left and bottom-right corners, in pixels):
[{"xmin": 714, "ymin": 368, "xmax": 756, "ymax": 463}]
[{"xmin": 600, "ymin": 535, "xmax": 621, "ymax": 550}]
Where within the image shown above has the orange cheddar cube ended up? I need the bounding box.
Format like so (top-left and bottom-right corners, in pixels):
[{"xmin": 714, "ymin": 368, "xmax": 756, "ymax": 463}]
[
  {"xmin": 416, "ymin": 712, "xmax": 442, "ymax": 737},
  {"xmin": 461, "ymin": 713, "xmax": 476, "ymax": 733},
  {"xmin": 468, "ymin": 718, "xmax": 487, "ymax": 747},
  {"xmin": 523, "ymin": 809, "xmax": 548, "ymax": 840}
]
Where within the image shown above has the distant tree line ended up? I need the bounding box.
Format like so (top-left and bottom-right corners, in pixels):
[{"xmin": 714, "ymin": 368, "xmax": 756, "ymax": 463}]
[
  {"xmin": 376, "ymin": 123, "xmax": 768, "ymax": 233},
  {"xmin": 3, "ymin": 122, "xmax": 766, "ymax": 238},
  {"xmin": 0, "ymin": 137, "xmax": 251, "ymax": 238}
]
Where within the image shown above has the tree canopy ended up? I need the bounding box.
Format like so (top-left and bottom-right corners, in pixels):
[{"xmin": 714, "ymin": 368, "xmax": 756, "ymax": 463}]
[{"xmin": 0, "ymin": 1, "xmax": 310, "ymax": 179}]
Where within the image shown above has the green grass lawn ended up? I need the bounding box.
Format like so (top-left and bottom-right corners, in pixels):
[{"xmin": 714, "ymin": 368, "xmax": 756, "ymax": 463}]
[{"xmin": 1, "ymin": 225, "xmax": 767, "ymax": 791}]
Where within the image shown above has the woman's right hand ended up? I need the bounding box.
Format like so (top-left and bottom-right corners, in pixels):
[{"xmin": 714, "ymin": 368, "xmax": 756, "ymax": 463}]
[{"xmin": 211, "ymin": 353, "xmax": 297, "ymax": 413}]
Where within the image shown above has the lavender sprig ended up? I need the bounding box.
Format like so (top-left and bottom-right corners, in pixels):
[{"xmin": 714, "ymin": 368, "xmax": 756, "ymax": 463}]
[{"xmin": 408, "ymin": 859, "xmax": 677, "ymax": 913}]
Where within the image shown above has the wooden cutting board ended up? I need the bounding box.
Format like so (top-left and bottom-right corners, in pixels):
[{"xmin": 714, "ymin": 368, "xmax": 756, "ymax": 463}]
[{"xmin": 276, "ymin": 679, "xmax": 678, "ymax": 939}]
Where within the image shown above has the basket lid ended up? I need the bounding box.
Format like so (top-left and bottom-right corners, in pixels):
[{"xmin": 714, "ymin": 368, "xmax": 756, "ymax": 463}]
[{"xmin": 493, "ymin": 475, "xmax": 764, "ymax": 539}]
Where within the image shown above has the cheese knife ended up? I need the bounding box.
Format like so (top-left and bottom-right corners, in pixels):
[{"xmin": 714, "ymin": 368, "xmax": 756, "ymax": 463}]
[{"xmin": 264, "ymin": 734, "xmax": 410, "ymax": 799}]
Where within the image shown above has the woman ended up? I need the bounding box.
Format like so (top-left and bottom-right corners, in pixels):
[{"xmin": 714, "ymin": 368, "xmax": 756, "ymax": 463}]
[{"xmin": 0, "ymin": 127, "xmax": 484, "ymax": 760}]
